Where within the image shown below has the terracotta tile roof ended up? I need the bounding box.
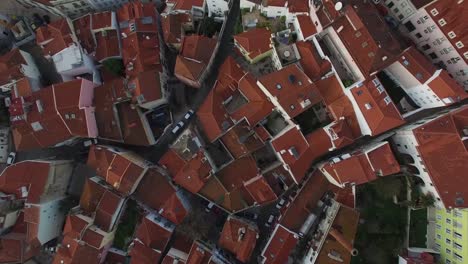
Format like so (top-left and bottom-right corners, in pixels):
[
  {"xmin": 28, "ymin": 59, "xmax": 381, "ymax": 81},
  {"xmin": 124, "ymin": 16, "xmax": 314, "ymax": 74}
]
[
  {"xmin": 0, "ymin": 239, "xmax": 24, "ymax": 263},
  {"xmin": 11, "ymin": 79, "xmax": 97, "ymax": 151},
  {"xmin": 261, "ymin": 224, "xmax": 298, "ymax": 264},
  {"xmin": 117, "ymin": 1, "xmax": 156, "ymax": 22},
  {"xmin": 81, "ymin": 228, "xmax": 106, "ymax": 249},
  {"xmin": 258, "ymin": 64, "xmax": 322, "ymax": 118},
  {"xmin": 234, "ymin": 28, "xmax": 272, "ymax": 60},
  {"xmin": 197, "ymin": 57, "xmax": 273, "ymax": 142},
  {"xmin": 134, "ymin": 169, "xmax": 188, "ymax": 224},
  {"xmin": 263, "ymin": 165, "xmax": 296, "ymax": 195},
  {"xmin": 186, "ymin": 241, "xmax": 213, "ymax": 264},
  {"xmin": 173, "ymin": 0, "xmax": 204, "ymax": 10},
  {"xmin": 0, "ymin": 48, "xmax": 26, "ymax": 85},
  {"xmin": 94, "ymin": 30, "xmax": 121, "ymax": 62},
  {"xmin": 91, "ymin": 12, "xmax": 114, "ymax": 31},
  {"xmin": 315, "ymin": 204, "xmax": 360, "ymax": 264},
  {"xmin": 331, "ymin": 185, "xmax": 356, "ymax": 209},
  {"xmin": 350, "ymin": 78, "xmax": 405, "ymax": 135},
  {"xmin": 288, "ymin": 0, "xmax": 309, "ymax": 13},
  {"xmin": 127, "ymin": 69, "xmax": 163, "ymax": 106},
  {"xmin": 122, "ymin": 32, "xmax": 161, "ymax": 79},
  {"xmin": 175, "ymin": 35, "xmax": 216, "ymax": 87},
  {"xmin": 198, "ymin": 177, "xmax": 227, "ymax": 204},
  {"xmin": 221, "ymin": 120, "xmax": 265, "ymax": 159},
  {"xmin": 135, "ymin": 214, "xmax": 173, "ymax": 251},
  {"xmin": 280, "ymin": 171, "xmax": 330, "ymax": 232},
  {"xmin": 295, "ymin": 41, "xmax": 331, "ymax": 81},
  {"xmin": 63, "ymin": 215, "xmax": 90, "ymax": 239},
  {"xmin": 116, "ymin": 102, "xmax": 155, "ymax": 146},
  {"xmin": 0, "ymin": 161, "xmax": 50, "ymax": 204},
  {"xmin": 295, "ymin": 15, "xmax": 316, "ymax": 39},
  {"xmin": 412, "ymin": 106, "xmax": 468, "ymax": 207},
  {"xmin": 265, "ymin": 0, "xmax": 287, "ymax": 7},
  {"xmin": 161, "ymin": 13, "xmax": 192, "ymax": 45},
  {"xmin": 395, "ymin": 48, "xmax": 467, "ymax": 102},
  {"xmin": 94, "ymin": 189, "xmax": 124, "ymax": 232},
  {"xmin": 12, "ymin": 78, "xmax": 34, "ymax": 99},
  {"xmin": 160, "ymin": 149, "xmax": 212, "ymax": 194},
  {"xmin": 243, "ymin": 175, "xmax": 278, "ymax": 205},
  {"xmin": 36, "ymin": 19, "xmax": 74, "ymax": 56},
  {"xmin": 104, "ymin": 248, "xmax": 128, "ymax": 263},
  {"xmin": 129, "ymin": 240, "xmax": 162, "ymax": 264},
  {"xmin": 321, "ymin": 143, "xmax": 400, "ymax": 186},
  {"xmin": 331, "ymin": 3, "xmax": 404, "ymax": 76},
  {"xmin": 217, "ymin": 156, "xmax": 259, "ymax": 192},
  {"xmin": 52, "ymin": 235, "xmax": 102, "ymax": 264},
  {"xmin": 79, "ymin": 178, "xmax": 107, "ymax": 214},
  {"xmin": 87, "ymin": 145, "xmax": 146, "ymax": 196},
  {"xmin": 218, "ymin": 216, "xmax": 258, "ymax": 263},
  {"xmin": 425, "ymin": 0, "xmax": 468, "ymax": 64},
  {"xmin": 73, "ymin": 15, "xmax": 94, "ymax": 54}
]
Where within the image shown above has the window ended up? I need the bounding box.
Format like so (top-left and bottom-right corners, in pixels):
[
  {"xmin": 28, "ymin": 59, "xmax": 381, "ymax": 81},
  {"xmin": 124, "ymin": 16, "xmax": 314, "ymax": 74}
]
[
  {"xmin": 446, "ymin": 228, "xmax": 452, "ymax": 234},
  {"xmin": 290, "ymin": 105, "xmax": 295, "ymax": 110},
  {"xmin": 365, "ymin": 103, "xmax": 372, "ymax": 110},
  {"xmin": 368, "ymin": 52, "xmax": 375, "ymax": 57},
  {"xmin": 403, "ymin": 59, "xmax": 410, "ymax": 66},
  {"xmin": 387, "ymin": 2, "xmax": 395, "ymax": 8},
  {"xmin": 438, "ymin": 18, "xmax": 447, "ymax": 26},
  {"xmin": 448, "ymin": 31, "xmax": 457, "ymax": 39},
  {"xmin": 447, "ymin": 218, "xmax": 452, "ymax": 224},
  {"xmin": 446, "ymin": 238, "xmax": 452, "ymax": 244},
  {"xmin": 436, "ymin": 214, "xmax": 442, "ymax": 220},
  {"xmin": 454, "ymin": 210, "xmax": 463, "ymax": 217},
  {"xmin": 464, "ymin": 52, "xmax": 468, "ymax": 60},
  {"xmin": 422, "ymin": 44, "xmax": 431, "ymax": 50},
  {"xmin": 446, "ymin": 260, "xmax": 451, "ymax": 264},
  {"xmin": 454, "ymin": 221, "xmax": 463, "ymax": 229},
  {"xmin": 415, "ymin": 33, "xmax": 422, "ymax": 38},
  {"xmin": 454, "ymin": 253, "xmax": 463, "ymax": 261},
  {"xmin": 398, "ymin": 14, "xmax": 404, "ymax": 20},
  {"xmin": 429, "ymin": 52, "xmax": 438, "ymax": 59},
  {"xmin": 446, "ymin": 248, "xmax": 451, "ymax": 254},
  {"xmin": 415, "ymin": 73, "xmax": 423, "ymax": 80},
  {"xmin": 393, "ymin": 8, "xmax": 399, "ymax": 13},
  {"xmin": 436, "ymin": 233, "xmax": 441, "ymax": 239},
  {"xmin": 436, "ymin": 224, "xmax": 441, "ymax": 229},
  {"xmin": 362, "ymin": 41, "xmax": 368, "ymax": 48},
  {"xmin": 430, "ymin": 8, "xmax": 439, "ymax": 16},
  {"xmin": 384, "ymin": 96, "xmax": 392, "ymax": 105},
  {"xmin": 435, "ymin": 243, "xmax": 441, "ymax": 250},
  {"xmin": 376, "ymin": 85, "xmax": 384, "ymax": 94},
  {"xmin": 454, "ymin": 243, "xmax": 462, "ymax": 250},
  {"xmin": 456, "ymin": 41, "xmax": 464, "ymax": 49},
  {"xmin": 355, "ymin": 31, "xmax": 362, "ymax": 37},
  {"xmin": 357, "ymin": 90, "xmax": 363, "ymax": 96}
]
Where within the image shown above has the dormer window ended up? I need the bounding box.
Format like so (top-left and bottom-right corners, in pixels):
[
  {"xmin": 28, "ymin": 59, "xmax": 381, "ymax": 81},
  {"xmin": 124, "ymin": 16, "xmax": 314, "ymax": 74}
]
[{"xmin": 430, "ymin": 8, "xmax": 439, "ymax": 16}]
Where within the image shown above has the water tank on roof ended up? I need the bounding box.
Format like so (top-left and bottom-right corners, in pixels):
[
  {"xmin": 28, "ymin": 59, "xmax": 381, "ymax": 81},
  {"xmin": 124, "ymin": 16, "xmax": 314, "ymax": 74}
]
[
  {"xmin": 335, "ymin": 2, "xmax": 343, "ymax": 11},
  {"xmin": 299, "ymin": 213, "xmax": 317, "ymax": 237},
  {"xmin": 284, "ymin": 50, "xmax": 291, "ymax": 58}
]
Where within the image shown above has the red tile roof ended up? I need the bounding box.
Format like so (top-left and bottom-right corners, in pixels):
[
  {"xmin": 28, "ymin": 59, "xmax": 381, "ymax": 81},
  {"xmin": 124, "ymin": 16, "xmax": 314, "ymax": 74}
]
[
  {"xmin": 129, "ymin": 240, "xmax": 162, "ymax": 264},
  {"xmin": 73, "ymin": 15, "xmax": 94, "ymax": 54},
  {"xmin": 221, "ymin": 120, "xmax": 265, "ymax": 159},
  {"xmin": 331, "ymin": 3, "xmax": 404, "ymax": 76},
  {"xmin": 10, "ymin": 79, "xmax": 96, "ymax": 151},
  {"xmin": 366, "ymin": 142, "xmax": 401, "ymax": 176},
  {"xmin": 91, "ymin": 12, "xmax": 114, "ymax": 31},
  {"xmin": 117, "ymin": 1, "xmax": 156, "ymax": 22},
  {"xmin": 63, "ymin": 215, "xmax": 90, "ymax": 239},
  {"xmin": 217, "ymin": 156, "xmax": 259, "ymax": 192},
  {"xmin": 234, "ymin": 28, "xmax": 272, "ymax": 60},
  {"xmin": 94, "ymin": 189, "xmax": 124, "ymax": 232},
  {"xmin": 80, "ymin": 178, "xmax": 107, "ymax": 214},
  {"xmin": 261, "ymin": 224, "xmax": 298, "ymax": 264},
  {"xmin": 197, "ymin": 57, "xmax": 273, "ymax": 141},
  {"xmin": 0, "ymin": 48, "xmax": 26, "ymax": 86},
  {"xmin": 160, "ymin": 149, "xmax": 212, "ymax": 194},
  {"xmin": 244, "ymin": 175, "xmax": 278, "ymax": 205},
  {"xmin": 0, "ymin": 161, "xmax": 51, "ymax": 204},
  {"xmin": 288, "ymin": 0, "xmax": 309, "ymax": 13},
  {"xmin": 265, "ymin": 0, "xmax": 287, "ymax": 7},
  {"xmin": 161, "ymin": 13, "xmax": 192, "ymax": 45},
  {"xmin": 87, "ymin": 145, "xmax": 146, "ymax": 196},
  {"xmin": 295, "ymin": 15, "xmax": 316, "ymax": 39},
  {"xmin": 351, "ymin": 78, "xmax": 405, "ymax": 135},
  {"xmin": 52, "ymin": 235, "xmax": 103, "ymax": 264},
  {"xmin": 127, "ymin": 69, "xmax": 163, "ymax": 106},
  {"xmin": 395, "ymin": 48, "xmax": 467, "ymax": 102},
  {"xmin": 122, "ymin": 32, "xmax": 161, "ymax": 79},
  {"xmin": 280, "ymin": 170, "xmax": 329, "ymax": 232},
  {"xmin": 295, "ymin": 41, "xmax": 331, "ymax": 81},
  {"xmin": 412, "ymin": 106, "xmax": 468, "ymax": 207},
  {"xmin": 315, "ymin": 204, "xmax": 360, "ymax": 264},
  {"xmin": 186, "ymin": 241, "xmax": 213, "ymax": 264},
  {"xmin": 258, "ymin": 64, "xmax": 322, "ymax": 118},
  {"xmin": 94, "ymin": 30, "xmax": 121, "ymax": 62},
  {"xmin": 425, "ymin": 0, "xmax": 468, "ymax": 64},
  {"xmin": 175, "ymin": 35, "xmax": 217, "ymax": 87},
  {"xmin": 36, "ymin": 19, "xmax": 74, "ymax": 56},
  {"xmin": 218, "ymin": 216, "xmax": 258, "ymax": 263},
  {"xmin": 135, "ymin": 214, "xmax": 173, "ymax": 251},
  {"xmin": 134, "ymin": 169, "xmax": 188, "ymax": 224},
  {"xmin": 172, "ymin": 0, "xmax": 204, "ymax": 10}
]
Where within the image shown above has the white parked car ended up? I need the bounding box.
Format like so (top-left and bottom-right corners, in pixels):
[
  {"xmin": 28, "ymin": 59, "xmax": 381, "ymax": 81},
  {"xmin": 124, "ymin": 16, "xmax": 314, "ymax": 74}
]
[
  {"xmin": 6, "ymin": 152, "xmax": 16, "ymax": 165},
  {"xmin": 184, "ymin": 110, "xmax": 195, "ymax": 120},
  {"xmin": 83, "ymin": 138, "xmax": 98, "ymax": 147},
  {"xmin": 171, "ymin": 121, "xmax": 185, "ymax": 134},
  {"xmin": 265, "ymin": 215, "xmax": 275, "ymax": 227},
  {"xmin": 205, "ymin": 202, "xmax": 215, "ymax": 212},
  {"xmin": 276, "ymin": 198, "xmax": 286, "ymax": 209}
]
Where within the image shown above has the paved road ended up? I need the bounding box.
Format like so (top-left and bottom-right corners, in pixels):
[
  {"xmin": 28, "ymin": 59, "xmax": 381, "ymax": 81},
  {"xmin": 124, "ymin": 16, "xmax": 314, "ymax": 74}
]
[{"xmin": 143, "ymin": 0, "xmax": 240, "ymax": 162}]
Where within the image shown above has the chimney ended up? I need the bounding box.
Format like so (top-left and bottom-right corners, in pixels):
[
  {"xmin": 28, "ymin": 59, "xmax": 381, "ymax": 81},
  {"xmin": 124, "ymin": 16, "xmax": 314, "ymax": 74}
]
[{"xmin": 329, "ymin": 228, "xmax": 358, "ymax": 256}]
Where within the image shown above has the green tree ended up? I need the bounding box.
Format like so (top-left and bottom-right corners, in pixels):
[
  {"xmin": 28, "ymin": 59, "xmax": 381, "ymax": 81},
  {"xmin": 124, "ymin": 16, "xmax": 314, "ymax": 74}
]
[{"xmin": 103, "ymin": 58, "xmax": 125, "ymax": 77}]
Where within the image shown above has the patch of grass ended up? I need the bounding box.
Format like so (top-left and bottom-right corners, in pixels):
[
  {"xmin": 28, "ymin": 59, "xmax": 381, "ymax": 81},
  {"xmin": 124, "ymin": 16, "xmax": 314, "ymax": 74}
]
[
  {"xmin": 352, "ymin": 177, "xmax": 408, "ymax": 264},
  {"xmin": 102, "ymin": 58, "xmax": 125, "ymax": 77},
  {"xmin": 409, "ymin": 208, "xmax": 427, "ymax": 247},
  {"xmin": 113, "ymin": 200, "xmax": 141, "ymax": 250}
]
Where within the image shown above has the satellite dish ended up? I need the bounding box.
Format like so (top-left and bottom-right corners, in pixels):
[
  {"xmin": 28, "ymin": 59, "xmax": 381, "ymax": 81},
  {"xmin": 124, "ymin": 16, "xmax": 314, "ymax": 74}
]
[
  {"xmin": 284, "ymin": 50, "xmax": 291, "ymax": 57},
  {"xmin": 335, "ymin": 2, "xmax": 343, "ymax": 11}
]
